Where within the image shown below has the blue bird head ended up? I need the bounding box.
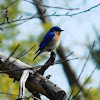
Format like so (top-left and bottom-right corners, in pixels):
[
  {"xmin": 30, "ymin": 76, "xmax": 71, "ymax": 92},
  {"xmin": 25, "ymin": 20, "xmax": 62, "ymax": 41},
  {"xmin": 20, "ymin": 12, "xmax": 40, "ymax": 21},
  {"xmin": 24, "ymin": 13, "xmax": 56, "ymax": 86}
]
[{"xmin": 49, "ymin": 26, "xmax": 64, "ymax": 33}]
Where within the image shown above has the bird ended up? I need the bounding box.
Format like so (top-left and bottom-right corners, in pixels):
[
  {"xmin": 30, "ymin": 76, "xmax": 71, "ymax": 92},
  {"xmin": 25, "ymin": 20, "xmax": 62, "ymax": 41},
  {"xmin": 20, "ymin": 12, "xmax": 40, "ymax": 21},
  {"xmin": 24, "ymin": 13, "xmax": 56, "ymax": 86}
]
[{"xmin": 33, "ymin": 26, "xmax": 64, "ymax": 61}]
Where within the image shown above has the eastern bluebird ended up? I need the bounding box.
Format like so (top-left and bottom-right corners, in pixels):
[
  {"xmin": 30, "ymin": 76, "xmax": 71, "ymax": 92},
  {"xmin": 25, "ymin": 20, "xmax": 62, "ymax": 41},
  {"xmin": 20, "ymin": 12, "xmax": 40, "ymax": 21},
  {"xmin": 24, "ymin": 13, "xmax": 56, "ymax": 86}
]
[{"xmin": 33, "ymin": 26, "xmax": 64, "ymax": 60}]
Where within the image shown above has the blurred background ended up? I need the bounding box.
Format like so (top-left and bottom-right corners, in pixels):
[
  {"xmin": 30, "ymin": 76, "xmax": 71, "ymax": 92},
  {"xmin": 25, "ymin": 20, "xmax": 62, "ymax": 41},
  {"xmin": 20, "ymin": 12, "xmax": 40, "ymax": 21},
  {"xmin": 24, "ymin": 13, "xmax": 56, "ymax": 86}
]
[{"xmin": 0, "ymin": 0, "xmax": 100, "ymax": 100}]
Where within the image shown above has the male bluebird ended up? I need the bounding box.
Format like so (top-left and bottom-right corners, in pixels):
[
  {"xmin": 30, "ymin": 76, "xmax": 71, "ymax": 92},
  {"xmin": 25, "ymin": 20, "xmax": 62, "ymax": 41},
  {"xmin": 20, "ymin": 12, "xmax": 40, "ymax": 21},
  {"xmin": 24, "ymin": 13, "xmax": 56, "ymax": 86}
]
[{"xmin": 33, "ymin": 26, "xmax": 64, "ymax": 60}]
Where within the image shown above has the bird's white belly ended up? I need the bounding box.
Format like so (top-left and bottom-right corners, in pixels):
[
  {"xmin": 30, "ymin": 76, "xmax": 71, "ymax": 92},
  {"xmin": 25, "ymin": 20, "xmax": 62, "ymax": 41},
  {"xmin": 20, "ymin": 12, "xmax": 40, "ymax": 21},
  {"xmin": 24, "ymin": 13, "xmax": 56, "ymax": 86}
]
[
  {"xmin": 50, "ymin": 40, "xmax": 60, "ymax": 50},
  {"xmin": 45, "ymin": 38, "xmax": 60, "ymax": 51}
]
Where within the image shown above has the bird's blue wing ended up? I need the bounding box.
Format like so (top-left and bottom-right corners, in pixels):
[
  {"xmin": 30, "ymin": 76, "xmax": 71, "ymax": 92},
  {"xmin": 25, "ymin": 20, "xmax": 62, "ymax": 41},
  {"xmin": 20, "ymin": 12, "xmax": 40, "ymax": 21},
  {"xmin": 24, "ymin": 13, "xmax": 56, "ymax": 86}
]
[
  {"xmin": 33, "ymin": 32, "xmax": 55, "ymax": 61},
  {"xmin": 39, "ymin": 32, "xmax": 55, "ymax": 50}
]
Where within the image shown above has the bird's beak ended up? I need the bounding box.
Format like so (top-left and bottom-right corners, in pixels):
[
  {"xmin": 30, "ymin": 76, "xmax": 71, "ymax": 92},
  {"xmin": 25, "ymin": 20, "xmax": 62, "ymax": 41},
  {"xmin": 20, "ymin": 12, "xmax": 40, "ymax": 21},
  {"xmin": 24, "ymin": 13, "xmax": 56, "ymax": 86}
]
[{"xmin": 61, "ymin": 30, "xmax": 64, "ymax": 32}]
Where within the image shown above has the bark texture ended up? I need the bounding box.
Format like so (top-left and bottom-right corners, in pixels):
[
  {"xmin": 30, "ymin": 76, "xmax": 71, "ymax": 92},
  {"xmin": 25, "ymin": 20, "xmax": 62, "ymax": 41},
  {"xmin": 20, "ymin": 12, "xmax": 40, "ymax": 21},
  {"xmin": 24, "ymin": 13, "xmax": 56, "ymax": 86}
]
[{"xmin": 0, "ymin": 51, "xmax": 67, "ymax": 100}]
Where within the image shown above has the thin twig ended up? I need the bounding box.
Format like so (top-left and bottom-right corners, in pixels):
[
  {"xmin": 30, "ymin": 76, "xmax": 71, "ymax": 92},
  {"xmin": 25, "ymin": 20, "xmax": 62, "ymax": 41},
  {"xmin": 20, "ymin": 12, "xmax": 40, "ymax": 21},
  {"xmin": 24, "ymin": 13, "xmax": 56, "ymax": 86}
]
[
  {"xmin": 24, "ymin": 0, "xmax": 79, "ymax": 10},
  {"xmin": 0, "ymin": 0, "xmax": 18, "ymax": 25},
  {"xmin": 76, "ymin": 87, "xmax": 92, "ymax": 99},
  {"xmin": 0, "ymin": 91, "xmax": 39, "ymax": 100},
  {"xmin": 56, "ymin": 52, "xmax": 74, "ymax": 63},
  {"xmin": 0, "ymin": 3, "xmax": 100, "ymax": 27},
  {"xmin": 1, "ymin": 44, "xmax": 20, "ymax": 68},
  {"xmin": 3, "ymin": 7, "xmax": 10, "ymax": 24},
  {"xmin": 16, "ymin": 44, "xmax": 36, "ymax": 59},
  {"xmin": 0, "ymin": 91, "xmax": 18, "ymax": 96},
  {"xmin": 6, "ymin": 0, "xmax": 18, "ymax": 8},
  {"xmin": 6, "ymin": 44, "xmax": 36, "ymax": 68},
  {"xmin": 68, "ymin": 41, "xmax": 95, "ymax": 99},
  {"xmin": 2, "ymin": 13, "xmax": 38, "ymax": 29},
  {"xmin": 68, "ymin": 3, "xmax": 100, "ymax": 17},
  {"xmin": 72, "ymin": 61, "xmax": 99, "ymax": 100}
]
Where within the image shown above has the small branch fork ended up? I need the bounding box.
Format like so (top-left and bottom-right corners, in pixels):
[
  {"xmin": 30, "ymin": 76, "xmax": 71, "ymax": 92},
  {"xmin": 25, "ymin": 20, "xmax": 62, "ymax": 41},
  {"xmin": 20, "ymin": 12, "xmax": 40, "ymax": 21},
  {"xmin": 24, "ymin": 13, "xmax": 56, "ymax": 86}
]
[
  {"xmin": 0, "ymin": 0, "xmax": 17, "ymax": 25},
  {"xmin": 18, "ymin": 51, "xmax": 73, "ymax": 100},
  {"xmin": 37, "ymin": 51, "xmax": 56, "ymax": 75}
]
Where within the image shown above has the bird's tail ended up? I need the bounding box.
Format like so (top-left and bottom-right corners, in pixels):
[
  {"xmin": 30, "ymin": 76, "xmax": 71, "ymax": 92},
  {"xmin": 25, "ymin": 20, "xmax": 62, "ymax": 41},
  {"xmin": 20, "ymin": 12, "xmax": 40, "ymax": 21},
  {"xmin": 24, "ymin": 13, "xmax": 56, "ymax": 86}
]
[
  {"xmin": 33, "ymin": 50, "xmax": 42, "ymax": 61},
  {"xmin": 35, "ymin": 48, "xmax": 39, "ymax": 54}
]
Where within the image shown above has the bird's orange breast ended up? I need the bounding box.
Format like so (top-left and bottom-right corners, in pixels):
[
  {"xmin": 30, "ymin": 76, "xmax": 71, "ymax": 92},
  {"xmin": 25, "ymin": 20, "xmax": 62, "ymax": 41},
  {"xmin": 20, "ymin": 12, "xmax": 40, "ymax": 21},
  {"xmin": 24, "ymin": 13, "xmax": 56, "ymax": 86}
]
[{"xmin": 54, "ymin": 32, "xmax": 61, "ymax": 42}]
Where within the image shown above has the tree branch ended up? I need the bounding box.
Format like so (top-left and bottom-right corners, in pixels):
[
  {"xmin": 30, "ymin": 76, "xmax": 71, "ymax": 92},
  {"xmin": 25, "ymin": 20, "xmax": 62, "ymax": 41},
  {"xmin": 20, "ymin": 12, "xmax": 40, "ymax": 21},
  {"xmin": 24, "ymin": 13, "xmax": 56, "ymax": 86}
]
[
  {"xmin": 0, "ymin": 51, "xmax": 67, "ymax": 100},
  {"xmin": 1, "ymin": 2, "xmax": 100, "ymax": 28},
  {"xmin": 37, "ymin": 51, "xmax": 56, "ymax": 75},
  {"xmin": 24, "ymin": 0, "xmax": 79, "ymax": 10}
]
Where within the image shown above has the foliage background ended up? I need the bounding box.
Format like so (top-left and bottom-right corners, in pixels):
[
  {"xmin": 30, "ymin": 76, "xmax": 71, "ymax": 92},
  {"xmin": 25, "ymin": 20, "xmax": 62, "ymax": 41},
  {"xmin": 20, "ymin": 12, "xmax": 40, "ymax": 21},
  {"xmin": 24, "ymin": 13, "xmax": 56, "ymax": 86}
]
[{"xmin": 0, "ymin": 0, "xmax": 100, "ymax": 100}]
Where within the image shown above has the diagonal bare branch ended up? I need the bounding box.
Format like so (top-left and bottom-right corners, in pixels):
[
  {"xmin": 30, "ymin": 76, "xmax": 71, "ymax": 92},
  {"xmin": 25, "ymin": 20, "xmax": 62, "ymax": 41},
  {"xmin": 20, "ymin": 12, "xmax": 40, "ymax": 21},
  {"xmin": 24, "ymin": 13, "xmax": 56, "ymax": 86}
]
[
  {"xmin": 16, "ymin": 44, "xmax": 36, "ymax": 59},
  {"xmin": 72, "ymin": 61, "xmax": 99, "ymax": 100},
  {"xmin": 0, "ymin": 3, "xmax": 100, "ymax": 28},
  {"xmin": 24, "ymin": 0, "xmax": 79, "ymax": 10},
  {"xmin": 1, "ymin": 44, "xmax": 20, "ymax": 69},
  {"xmin": 68, "ymin": 41, "xmax": 95, "ymax": 99}
]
